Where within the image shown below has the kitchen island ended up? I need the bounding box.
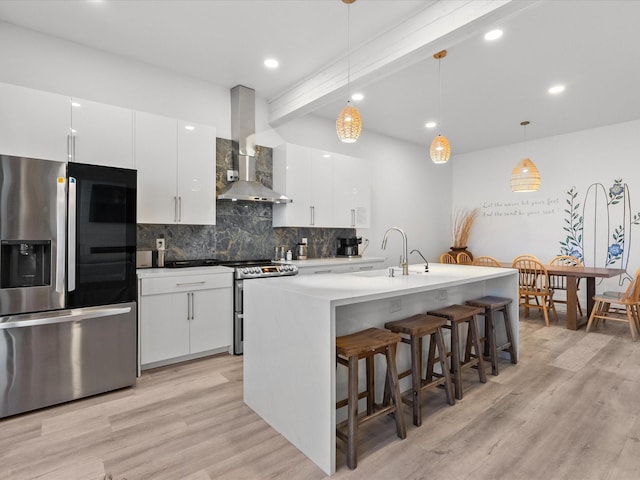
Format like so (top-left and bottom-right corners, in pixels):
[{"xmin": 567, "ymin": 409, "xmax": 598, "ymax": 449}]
[{"xmin": 243, "ymin": 263, "xmax": 518, "ymax": 475}]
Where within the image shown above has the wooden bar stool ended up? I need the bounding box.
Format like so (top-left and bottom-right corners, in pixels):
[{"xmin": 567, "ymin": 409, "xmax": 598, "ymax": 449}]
[
  {"xmin": 465, "ymin": 296, "xmax": 517, "ymax": 376},
  {"xmin": 426, "ymin": 304, "xmax": 487, "ymax": 400},
  {"xmin": 336, "ymin": 327, "xmax": 406, "ymax": 470},
  {"xmin": 384, "ymin": 314, "xmax": 455, "ymax": 427}
]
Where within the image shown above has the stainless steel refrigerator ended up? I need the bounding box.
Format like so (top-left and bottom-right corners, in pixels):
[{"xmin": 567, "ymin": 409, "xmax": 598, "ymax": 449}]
[{"xmin": 0, "ymin": 154, "xmax": 137, "ymax": 418}]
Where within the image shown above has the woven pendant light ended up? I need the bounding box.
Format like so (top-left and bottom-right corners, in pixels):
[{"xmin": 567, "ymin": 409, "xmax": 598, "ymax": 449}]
[
  {"xmin": 510, "ymin": 121, "xmax": 540, "ymax": 192},
  {"xmin": 336, "ymin": 101, "xmax": 362, "ymax": 143},
  {"xmin": 430, "ymin": 50, "xmax": 451, "ymax": 164},
  {"xmin": 511, "ymin": 158, "xmax": 541, "ymax": 192},
  {"xmin": 430, "ymin": 134, "xmax": 451, "ymax": 164},
  {"xmin": 336, "ymin": 0, "xmax": 362, "ymax": 143}
]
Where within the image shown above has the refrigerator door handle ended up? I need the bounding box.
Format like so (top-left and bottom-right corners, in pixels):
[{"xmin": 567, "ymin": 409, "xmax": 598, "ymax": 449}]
[
  {"xmin": 56, "ymin": 176, "xmax": 67, "ymax": 293},
  {"xmin": 0, "ymin": 305, "xmax": 132, "ymax": 330},
  {"xmin": 68, "ymin": 176, "xmax": 77, "ymax": 292}
]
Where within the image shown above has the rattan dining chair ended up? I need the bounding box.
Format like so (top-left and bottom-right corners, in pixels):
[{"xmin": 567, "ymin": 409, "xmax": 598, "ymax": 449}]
[
  {"xmin": 548, "ymin": 255, "xmax": 583, "ymax": 317},
  {"xmin": 440, "ymin": 252, "xmax": 456, "ymax": 264},
  {"xmin": 472, "ymin": 256, "xmax": 501, "ymax": 267},
  {"xmin": 456, "ymin": 252, "xmax": 473, "ymax": 265},
  {"xmin": 586, "ymin": 269, "xmax": 640, "ymax": 341},
  {"xmin": 512, "ymin": 257, "xmax": 557, "ymax": 327}
]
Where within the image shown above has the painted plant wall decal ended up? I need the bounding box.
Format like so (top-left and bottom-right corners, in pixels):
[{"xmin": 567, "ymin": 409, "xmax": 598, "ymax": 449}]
[{"xmin": 560, "ymin": 178, "xmax": 640, "ymax": 285}]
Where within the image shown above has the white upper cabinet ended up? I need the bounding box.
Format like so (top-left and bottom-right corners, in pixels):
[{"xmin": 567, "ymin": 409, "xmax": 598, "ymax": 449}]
[
  {"xmin": 310, "ymin": 148, "xmax": 335, "ymax": 227},
  {"xmin": 273, "ymin": 143, "xmax": 333, "ymax": 227},
  {"xmin": 135, "ymin": 112, "xmax": 216, "ymax": 225},
  {"xmin": 176, "ymin": 120, "xmax": 216, "ymax": 225},
  {"xmin": 332, "ymin": 153, "xmax": 371, "ymax": 228},
  {"xmin": 70, "ymin": 98, "xmax": 134, "ymax": 168},
  {"xmin": 0, "ymin": 83, "xmax": 70, "ymax": 161},
  {"xmin": 135, "ymin": 112, "xmax": 178, "ymax": 224},
  {"xmin": 0, "ymin": 83, "xmax": 134, "ymax": 168},
  {"xmin": 273, "ymin": 143, "xmax": 370, "ymax": 228}
]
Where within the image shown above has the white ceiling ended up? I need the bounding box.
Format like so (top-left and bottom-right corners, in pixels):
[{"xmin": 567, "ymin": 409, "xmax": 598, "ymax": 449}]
[{"xmin": 1, "ymin": 0, "xmax": 639, "ymax": 154}]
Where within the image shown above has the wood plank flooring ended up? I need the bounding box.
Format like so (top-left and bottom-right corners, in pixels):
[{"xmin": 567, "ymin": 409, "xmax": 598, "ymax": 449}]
[{"xmin": 2, "ymin": 310, "xmax": 640, "ymax": 479}]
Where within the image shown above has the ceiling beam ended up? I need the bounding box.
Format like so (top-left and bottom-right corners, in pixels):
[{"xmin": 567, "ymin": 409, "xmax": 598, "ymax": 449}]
[{"xmin": 268, "ymin": 0, "xmax": 536, "ymax": 126}]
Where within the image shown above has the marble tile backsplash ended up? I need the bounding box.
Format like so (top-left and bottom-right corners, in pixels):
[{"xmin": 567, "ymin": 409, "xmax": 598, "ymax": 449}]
[{"xmin": 137, "ymin": 138, "xmax": 355, "ymax": 261}]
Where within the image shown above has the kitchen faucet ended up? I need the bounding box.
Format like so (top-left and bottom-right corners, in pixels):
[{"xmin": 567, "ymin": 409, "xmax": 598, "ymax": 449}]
[
  {"xmin": 381, "ymin": 227, "xmax": 409, "ymax": 275},
  {"xmin": 410, "ymin": 249, "xmax": 429, "ymax": 272}
]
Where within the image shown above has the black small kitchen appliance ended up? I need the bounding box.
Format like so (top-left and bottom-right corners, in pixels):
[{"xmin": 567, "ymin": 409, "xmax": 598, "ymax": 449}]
[{"xmin": 337, "ymin": 237, "xmax": 362, "ymax": 257}]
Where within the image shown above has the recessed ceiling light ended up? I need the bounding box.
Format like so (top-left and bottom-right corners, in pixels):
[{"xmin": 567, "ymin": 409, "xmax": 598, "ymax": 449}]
[
  {"xmin": 184, "ymin": 125, "xmax": 195, "ymax": 131},
  {"xmin": 322, "ymin": 154, "xmax": 332, "ymax": 158},
  {"xmin": 484, "ymin": 29, "xmax": 503, "ymax": 41},
  {"xmin": 71, "ymin": 102, "xmax": 81, "ymax": 108},
  {"xmin": 425, "ymin": 121, "xmax": 437, "ymax": 129},
  {"xmin": 548, "ymin": 84, "xmax": 566, "ymax": 94},
  {"xmin": 264, "ymin": 58, "xmax": 279, "ymax": 69},
  {"xmin": 351, "ymin": 92, "xmax": 364, "ymax": 101}
]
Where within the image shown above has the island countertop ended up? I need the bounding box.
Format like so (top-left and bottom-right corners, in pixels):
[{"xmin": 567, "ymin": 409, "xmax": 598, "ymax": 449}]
[
  {"xmin": 254, "ymin": 263, "xmax": 517, "ymax": 305},
  {"xmin": 243, "ymin": 263, "xmax": 519, "ymax": 475}
]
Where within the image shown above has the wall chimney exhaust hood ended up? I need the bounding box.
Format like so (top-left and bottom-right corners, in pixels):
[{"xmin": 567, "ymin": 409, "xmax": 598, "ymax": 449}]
[{"xmin": 217, "ymin": 85, "xmax": 292, "ymax": 204}]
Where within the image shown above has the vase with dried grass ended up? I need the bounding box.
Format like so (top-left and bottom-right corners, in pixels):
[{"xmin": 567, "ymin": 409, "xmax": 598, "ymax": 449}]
[{"xmin": 450, "ymin": 207, "xmax": 479, "ymax": 260}]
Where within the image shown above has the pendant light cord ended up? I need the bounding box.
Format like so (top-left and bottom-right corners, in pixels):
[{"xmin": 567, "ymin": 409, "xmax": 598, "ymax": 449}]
[
  {"xmin": 347, "ymin": 3, "xmax": 351, "ymax": 99},
  {"xmin": 438, "ymin": 56, "xmax": 442, "ymax": 131}
]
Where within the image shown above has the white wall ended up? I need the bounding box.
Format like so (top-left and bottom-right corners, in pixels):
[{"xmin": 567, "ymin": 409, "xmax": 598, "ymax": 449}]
[
  {"xmin": 453, "ymin": 119, "xmax": 640, "ymax": 291},
  {"xmin": 0, "ymin": 22, "xmax": 453, "ymax": 266}
]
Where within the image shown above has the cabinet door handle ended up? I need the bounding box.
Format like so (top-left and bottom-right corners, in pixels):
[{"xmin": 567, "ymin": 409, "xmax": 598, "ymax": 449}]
[
  {"xmin": 310, "ymin": 205, "xmax": 315, "ymax": 226},
  {"xmin": 190, "ymin": 292, "xmax": 195, "ymax": 320},
  {"xmin": 176, "ymin": 281, "xmax": 206, "ymax": 287},
  {"xmin": 72, "ymin": 135, "xmax": 76, "ymax": 161},
  {"xmin": 67, "ymin": 134, "xmax": 72, "ymax": 161},
  {"xmin": 178, "ymin": 196, "xmax": 182, "ymax": 222},
  {"xmin": 174, "ymin": 196, "xmax": 178, "ymax": 222},
  {"xmin": 351, "ymin": 208, "xmax": 356, "ymax": 227},
  {"xmin": 186, "ymin": 292, "xmax": 191, "ymax": 320},
  {"xmin": 314, "ymin": 269, "xmax": 332, "ymax": 274}
]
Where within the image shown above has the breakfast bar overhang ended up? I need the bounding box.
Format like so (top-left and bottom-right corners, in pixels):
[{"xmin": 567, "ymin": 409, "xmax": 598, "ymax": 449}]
[{"xmin": 243, "ymin": 263, "xmax": 519, "ymax": 475}]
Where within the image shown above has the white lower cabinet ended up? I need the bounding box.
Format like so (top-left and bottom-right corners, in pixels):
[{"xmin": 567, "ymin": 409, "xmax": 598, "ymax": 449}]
[{"xmin": 139, "ymin": 270, "xmax": 232, "ymax": 369}]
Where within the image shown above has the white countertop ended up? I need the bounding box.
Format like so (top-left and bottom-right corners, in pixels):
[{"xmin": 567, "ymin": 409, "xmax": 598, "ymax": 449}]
[
  {"xmin": 251, "ymin": 262, "xmax": 516, "ymax": 306},
  {"xmin": 136, "ymin": 265, "xmax": 234, "ymax": 278}
]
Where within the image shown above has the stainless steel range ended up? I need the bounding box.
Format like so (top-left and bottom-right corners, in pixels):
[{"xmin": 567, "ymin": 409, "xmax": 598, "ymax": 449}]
[{"xmin": 219, "ymin": 260, "xmax": 298, "ymax": 355}]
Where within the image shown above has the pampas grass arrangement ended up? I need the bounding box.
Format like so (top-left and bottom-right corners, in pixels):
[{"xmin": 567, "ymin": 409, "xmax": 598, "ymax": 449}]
[{"xmin": 451, "ymin": 208, "xmax": 479, "ymax": 248}]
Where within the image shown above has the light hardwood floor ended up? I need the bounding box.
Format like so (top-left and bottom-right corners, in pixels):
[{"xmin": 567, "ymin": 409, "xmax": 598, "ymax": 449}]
[{"xmin": 2, "ymin": 310, "xmax": 640, "ymax": 480}]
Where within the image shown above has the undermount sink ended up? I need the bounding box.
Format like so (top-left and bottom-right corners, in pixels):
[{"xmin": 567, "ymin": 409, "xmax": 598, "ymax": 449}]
[{"xmin": 350, "ymin": 266, "xmax": 429, "ymax": 278}]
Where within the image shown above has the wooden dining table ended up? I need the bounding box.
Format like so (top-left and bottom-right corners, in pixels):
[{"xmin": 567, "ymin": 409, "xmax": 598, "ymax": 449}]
[{"xmin": 501, "ymin": 263, "xmax": 626, "ymax": 330}]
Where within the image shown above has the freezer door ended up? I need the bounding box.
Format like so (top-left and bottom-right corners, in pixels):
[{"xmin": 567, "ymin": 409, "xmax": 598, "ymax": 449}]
[
  {"xmin": 0, "ymin": 155, "xmax": 67, "ymax": 315},
  {"xmin": 0, "ymin": 302, "xmax": 136, "ymax": 418}
]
